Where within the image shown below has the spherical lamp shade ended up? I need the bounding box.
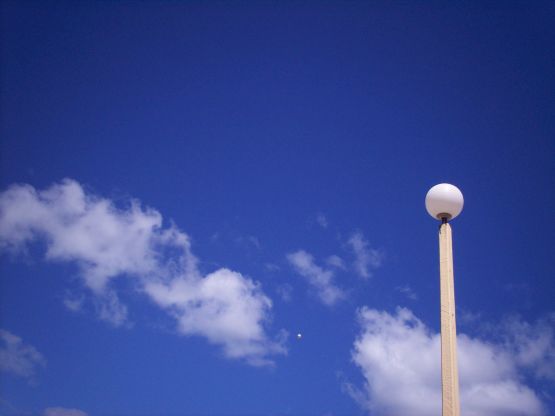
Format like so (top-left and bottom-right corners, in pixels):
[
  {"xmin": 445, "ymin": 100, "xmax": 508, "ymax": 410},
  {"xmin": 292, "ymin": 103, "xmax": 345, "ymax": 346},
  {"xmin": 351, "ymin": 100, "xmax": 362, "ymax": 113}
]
[{"xmin": 425, "ymin": 183, "xmax": 464, "ymax": 220}]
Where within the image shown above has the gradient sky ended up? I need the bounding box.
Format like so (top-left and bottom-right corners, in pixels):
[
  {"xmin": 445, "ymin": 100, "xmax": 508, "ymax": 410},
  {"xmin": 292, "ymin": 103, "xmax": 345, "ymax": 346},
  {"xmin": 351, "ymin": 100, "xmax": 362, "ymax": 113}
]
[{"xmin": 1, "ymin": 2, "xmax": 554, "ymax": 416}]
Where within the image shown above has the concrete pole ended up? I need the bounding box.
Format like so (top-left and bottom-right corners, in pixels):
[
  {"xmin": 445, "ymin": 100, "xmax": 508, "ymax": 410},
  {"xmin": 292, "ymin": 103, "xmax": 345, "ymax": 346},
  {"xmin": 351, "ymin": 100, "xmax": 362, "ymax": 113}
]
[{"xmin": 439, "ymin": 220, "xmax": 460, "ymax": 416}]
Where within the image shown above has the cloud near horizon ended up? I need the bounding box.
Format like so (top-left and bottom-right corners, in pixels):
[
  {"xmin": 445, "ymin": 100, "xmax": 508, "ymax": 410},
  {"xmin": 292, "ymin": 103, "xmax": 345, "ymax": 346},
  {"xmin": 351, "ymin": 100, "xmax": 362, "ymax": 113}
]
[
  {"xmin": 0, "ymin": 179, "xmax": 286, "ymax": 366},
  {"xmin": 347, "ymin": 307, "xmax": 551, "ymax": 416}
]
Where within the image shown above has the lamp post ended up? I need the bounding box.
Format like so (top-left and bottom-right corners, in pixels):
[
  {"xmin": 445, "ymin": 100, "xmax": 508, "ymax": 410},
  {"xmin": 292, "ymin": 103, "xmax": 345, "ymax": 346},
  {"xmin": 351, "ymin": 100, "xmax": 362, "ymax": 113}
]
[{"xmin": 426, "ymin": 183, "xmax": 464, "ymax": 416}]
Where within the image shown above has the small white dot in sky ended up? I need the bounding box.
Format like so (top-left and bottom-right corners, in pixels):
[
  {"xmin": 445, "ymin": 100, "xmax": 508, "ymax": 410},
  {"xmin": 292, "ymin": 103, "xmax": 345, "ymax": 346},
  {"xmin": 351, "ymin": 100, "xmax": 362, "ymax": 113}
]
[{"xmin": 297, "ymin": 333, "xmax": 302, "ymax": 339}]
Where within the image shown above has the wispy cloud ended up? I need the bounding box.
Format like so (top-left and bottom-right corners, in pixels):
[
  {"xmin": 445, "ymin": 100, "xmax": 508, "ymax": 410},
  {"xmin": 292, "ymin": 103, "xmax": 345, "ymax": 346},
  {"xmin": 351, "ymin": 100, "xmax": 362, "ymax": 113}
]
[
  {"xmin": 0, "ymin": 329, "xmax": 46, "ymax": 382},
  {"xmin": 63, "ymin": 292, "xmax": 85, "ymax": 313},
  {"xmin": 44, "ymin": 407, "xmax": 88, "ymax": 416},
  {"xmin": 0, "ymin": 179, "xmax": 286, "ymax": 366},
  {"xmin": 235, "ymin": 235, "xmax": 261, "ymax": 250},
  {"xmin": 94, "ymin": 290, "xmax": 130, "ymax": 328},
  {"xmin": 395, "ymin": 285, "xmax": 418, "ymax": 300},
  {"xmin": 286, "ymin": 250, "xmax": 345, "ymax": 306},
  {"xmin": 346, "ymin": 307, "xmax": 549, "ymax": 416},
  {"xmin": 315, "ymin": 213, "xmax": 329, "ymax": 229},
  {"xmin": 276, "ymin": 283, "xmax": 293, "ymax": 303},
  {"xmin": 326, "ymin": 255, "xmax": 346, "ymax": 270},
  {"xmin": 264, "ymin": 263, "xmax": 280, "ymax": 272},
  {"xmin": 347, "ymin": 232, "xmax": 383, "ymax": 279}
]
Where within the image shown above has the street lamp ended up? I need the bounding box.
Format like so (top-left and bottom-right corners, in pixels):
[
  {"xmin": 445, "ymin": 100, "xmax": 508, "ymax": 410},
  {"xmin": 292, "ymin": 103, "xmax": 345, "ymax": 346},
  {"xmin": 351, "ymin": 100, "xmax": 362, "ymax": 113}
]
[{"xmin": 426, "ymin": 183, "xmax": 464, "ymax": 416}]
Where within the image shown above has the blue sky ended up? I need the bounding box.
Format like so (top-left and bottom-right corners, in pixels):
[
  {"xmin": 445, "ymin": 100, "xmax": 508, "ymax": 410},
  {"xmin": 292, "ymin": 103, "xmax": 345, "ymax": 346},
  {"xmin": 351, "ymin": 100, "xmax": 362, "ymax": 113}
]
[{"xmin": 1, "ymin": 2, "xmax": 554, "ymax": 415}]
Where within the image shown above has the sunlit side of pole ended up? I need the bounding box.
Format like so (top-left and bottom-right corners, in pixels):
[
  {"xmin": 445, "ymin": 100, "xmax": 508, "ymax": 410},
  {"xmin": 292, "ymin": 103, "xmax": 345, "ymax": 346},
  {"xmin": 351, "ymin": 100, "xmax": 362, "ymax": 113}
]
[{"xmin": 439, "ymin": 221, "xmax": 460, "ymax": 416}]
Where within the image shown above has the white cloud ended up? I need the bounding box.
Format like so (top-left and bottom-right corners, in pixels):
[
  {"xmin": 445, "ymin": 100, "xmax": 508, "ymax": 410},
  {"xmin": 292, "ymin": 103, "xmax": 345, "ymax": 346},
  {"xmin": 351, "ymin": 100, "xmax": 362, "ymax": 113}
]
[
  {"xmin": 0, "ymin": 180, "xmax": 184, "ymax": 293},
  {"xmin": 348, "ymin": 307, "xmax": 547, "ymax": 416},
  {"xmin": 144, "ymin": 268, "xmax": 287, "ymax": 366},
  {"xmin": 0, "ymin": 329, "xmax": 46, "ymax": 381},
  {"xmin": 347, "ymin": 232, "xmax": 383, "ymax": 279},
  {"xmin": 44, "ymin": 407, "xmax": 88, "ymax": 416},
  {"xmin": 0, "ymin": 180, "xmax": 286, "ymax": 365},
  {"xmin": 287, "ymin": 250, "xmax": 345, "ymax": 306},
  {"xmin": 493, "ymin": 314, "xmax": 555, "ymax": 381}
]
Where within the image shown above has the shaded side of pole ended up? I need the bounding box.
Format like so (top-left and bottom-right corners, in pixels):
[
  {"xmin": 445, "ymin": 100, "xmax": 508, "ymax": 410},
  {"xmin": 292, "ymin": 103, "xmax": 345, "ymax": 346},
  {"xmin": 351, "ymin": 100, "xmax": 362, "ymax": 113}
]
[{"xmin": 439, "ymin": 222, "xmax": 460, "ymax": 416}]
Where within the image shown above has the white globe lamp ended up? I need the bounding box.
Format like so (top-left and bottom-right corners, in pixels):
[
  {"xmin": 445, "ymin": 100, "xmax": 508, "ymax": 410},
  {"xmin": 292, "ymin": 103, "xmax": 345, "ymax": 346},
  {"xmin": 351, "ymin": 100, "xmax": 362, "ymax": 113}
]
[{"xmin": 425, "ymin": 183, "xmax": 464, "ymax": 221}]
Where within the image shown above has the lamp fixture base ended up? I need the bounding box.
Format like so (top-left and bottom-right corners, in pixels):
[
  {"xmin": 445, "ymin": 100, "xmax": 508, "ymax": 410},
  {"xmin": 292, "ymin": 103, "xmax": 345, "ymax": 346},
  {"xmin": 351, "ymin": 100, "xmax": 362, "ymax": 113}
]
[{"xmin": 437, "ymin": 213, "xmax": 452, "ymax": 222}]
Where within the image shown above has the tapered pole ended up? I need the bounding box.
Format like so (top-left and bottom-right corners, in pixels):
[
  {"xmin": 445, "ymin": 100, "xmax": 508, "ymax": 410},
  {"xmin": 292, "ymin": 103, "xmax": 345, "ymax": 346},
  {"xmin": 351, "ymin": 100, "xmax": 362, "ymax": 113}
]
[{"xmin": 439, "ymin": 220, "xmax": 460, "ymax": 416}]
